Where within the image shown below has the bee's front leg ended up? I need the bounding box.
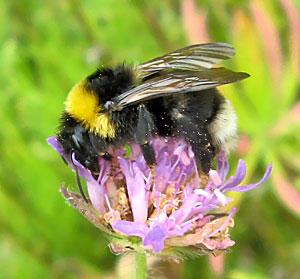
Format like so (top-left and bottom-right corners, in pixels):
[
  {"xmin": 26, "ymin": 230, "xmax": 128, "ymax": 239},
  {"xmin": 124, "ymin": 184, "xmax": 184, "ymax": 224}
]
[{"xmin": 173, "ymin": 114, "xmax": 214, "ymax": 187}]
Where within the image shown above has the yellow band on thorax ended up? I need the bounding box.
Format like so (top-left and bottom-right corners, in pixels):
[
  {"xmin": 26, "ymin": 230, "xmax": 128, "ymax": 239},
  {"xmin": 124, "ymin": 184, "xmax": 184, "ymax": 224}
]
[{"xmin": 65, "ymin": 80, "xmax": 116, "ymax": 138}]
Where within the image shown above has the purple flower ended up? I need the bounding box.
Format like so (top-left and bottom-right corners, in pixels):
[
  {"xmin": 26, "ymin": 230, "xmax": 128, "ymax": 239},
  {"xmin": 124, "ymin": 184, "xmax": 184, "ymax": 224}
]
[{"xmin": 48, "ymin": 137, "xmax": 272, "ymax": 256}]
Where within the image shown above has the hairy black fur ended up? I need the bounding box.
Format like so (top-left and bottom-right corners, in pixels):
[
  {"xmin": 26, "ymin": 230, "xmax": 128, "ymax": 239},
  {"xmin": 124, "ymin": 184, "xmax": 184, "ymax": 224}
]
[{"xmin": 86, "ymin": 65, "xmax": 134, "ymax": 103}]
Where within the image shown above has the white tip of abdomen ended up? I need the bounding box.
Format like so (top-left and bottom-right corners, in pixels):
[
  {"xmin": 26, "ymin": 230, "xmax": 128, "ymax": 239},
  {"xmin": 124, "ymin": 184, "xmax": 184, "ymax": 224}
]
[{"xmin": 208, "ymin": 99, "xmax": 237, "ymax": 154}]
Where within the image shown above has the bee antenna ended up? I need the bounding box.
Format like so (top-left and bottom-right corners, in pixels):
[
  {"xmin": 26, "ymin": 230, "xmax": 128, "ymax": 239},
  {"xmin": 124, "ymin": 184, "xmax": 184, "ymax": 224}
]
[
  {"xmin": 75, "ymin": 167, "xmax": 89, "ymax": 203},
  {"xmin": 71, "ymin": 153, "xmax": 89, "ymax": 203}
]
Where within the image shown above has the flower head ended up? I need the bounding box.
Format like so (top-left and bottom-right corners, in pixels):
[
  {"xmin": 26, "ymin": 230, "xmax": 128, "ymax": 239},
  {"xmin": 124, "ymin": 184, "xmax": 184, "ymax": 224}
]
[{"xmin": 48, "ymin": 137, "xmax": 272, "ymax": 256}]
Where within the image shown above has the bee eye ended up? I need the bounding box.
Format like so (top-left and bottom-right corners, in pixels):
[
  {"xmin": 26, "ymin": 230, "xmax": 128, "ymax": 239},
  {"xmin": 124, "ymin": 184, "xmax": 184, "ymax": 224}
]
[{"xmin": 104, "ymin": 101, "xmax": 114, "ymax": 110}]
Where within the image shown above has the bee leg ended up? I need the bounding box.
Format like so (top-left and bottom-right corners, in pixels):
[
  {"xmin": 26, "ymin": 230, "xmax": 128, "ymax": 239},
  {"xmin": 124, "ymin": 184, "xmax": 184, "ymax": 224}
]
[
  {"xmin": 190, "ymin": 143, "xmax": 213, "ymax": 188},
  {"xmin": 135, "ymin": 104, "xmax": 156, "ymax": 139},
  {"xmin": 140, "ymin": 142, "xmax": 156, "ymax": 190},
  {"xmin": 174, "ymin": 117, "xmax": 213, "ymax": 187},
  {"xmin": 190, "ymin": 144, "xmax": 212, "ymax": 188},
  {"xmin": 134, "ymin": 104, "xmax": 156, "ymax": 165},
  {"xmin": 142, "ymin": 147, "xmax": 156, "ymax": 191},
  {"xmin": 140, "ymin": 143, "xmax": 156, "ymax": 165},
  {"xmin": 134, "ymin": 104, "xmax": 157, "ymax": 189}
]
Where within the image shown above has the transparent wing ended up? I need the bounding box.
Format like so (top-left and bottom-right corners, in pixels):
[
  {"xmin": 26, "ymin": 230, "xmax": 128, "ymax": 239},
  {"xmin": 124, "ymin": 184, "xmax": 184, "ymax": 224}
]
[
  {"xmin": 107, "ymin": 68, "xmax": 249, "ymax": 111},
  {"xmin": 137, "ymin": 43, "xmax": 235, "ymax": 78}
]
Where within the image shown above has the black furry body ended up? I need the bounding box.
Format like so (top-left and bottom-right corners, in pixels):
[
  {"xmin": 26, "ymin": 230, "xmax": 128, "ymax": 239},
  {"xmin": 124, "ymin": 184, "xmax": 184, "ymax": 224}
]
[{"xmin": 58, "ymin": 66, "xmax": 225, "ymax": 174}]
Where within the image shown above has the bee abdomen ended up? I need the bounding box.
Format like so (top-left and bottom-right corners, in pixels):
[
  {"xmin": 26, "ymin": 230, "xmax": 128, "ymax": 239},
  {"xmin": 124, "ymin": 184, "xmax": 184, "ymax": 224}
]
[{"xmin": 208, "ymin": 99, "xmax": 237, "ymax": 154}]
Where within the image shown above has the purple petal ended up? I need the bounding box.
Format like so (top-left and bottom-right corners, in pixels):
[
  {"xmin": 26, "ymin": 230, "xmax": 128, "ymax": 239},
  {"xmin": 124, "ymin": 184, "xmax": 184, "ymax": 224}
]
[
  {"xmin": 72, "ymin": 154, "xmax": 106, "ymax": 213},
  {"xmin": 48, "ymin": 137, "xmax": 107, "ymax": 212},
  {"xmin": 86, "ymin": 180, "xmax": 106, "ymax": 213},
  {"xmin": 174, "ymin": 143, "xmax": 192, "ymax": 166},
  {"xmin": 171, "ymin": 193, "xmax": 200, "ymax": 224},
  {"xmin": 176, "ymin": 222, "xmax": 193, "ymax": 236},
  {"xmin": 143, "ymin": 225, "xmax": 167, "ymax": 253},
  {"xmin": 230, "ymin": 164, "xmax": 273, "ymax": 192},
  {"xmin": 220, "ymin": 160, "xmax": 247, "ymax": 192},
  {"xmin": 97, "ymin": 158, "xmax": 111, "ymax": 185},
  {"xmin": 155, "ymin": 156, "xmax": 173, "ymax": 192},
  {"xmin": 47, "ymin": 136, "xmax": 71, "ymax": 164},
  {"xmin": 173, "ymin": 143, "xmax": 186, "ymax": 156},
  {"xmin": 166, "ymin": 219, "xmax": 193, "ymax": 238},
  {"xmin": 112, "ymin": 220, "xmax": 149, "ymax": 238},
  {"xmin": 216, "ymin": 150, "xmax": 229, "ymax": 180},
  {"xmin": 209, "ymin": 170, "xmax": 222, "ymax": 187},
  {"xmin": 119, "ymin": 158, "xmax": 149, "ymax": 223},
  {"xmin": 214, "ymin": 189, "xmax": 230, "ymax": 205},
  {"xmin": 71, "ymin": 153, "xmax": 93, "ymax": 180},
  {"xmin": 47, "ymin": 136, "xmax": 64, "ymax": 155}
]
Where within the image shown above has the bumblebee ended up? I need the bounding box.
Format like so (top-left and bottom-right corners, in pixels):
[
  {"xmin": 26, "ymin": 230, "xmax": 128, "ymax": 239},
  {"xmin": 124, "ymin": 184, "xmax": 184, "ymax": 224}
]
[{"xmin": 58, "ymin": 43, "xmax": 249, "ymax": 178}]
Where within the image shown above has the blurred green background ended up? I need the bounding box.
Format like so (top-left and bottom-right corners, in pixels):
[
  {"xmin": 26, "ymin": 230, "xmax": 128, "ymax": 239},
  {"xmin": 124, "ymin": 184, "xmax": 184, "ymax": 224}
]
[{"xmin": 0, "ymin": 0, "xmax": 300, "ymax": 278}]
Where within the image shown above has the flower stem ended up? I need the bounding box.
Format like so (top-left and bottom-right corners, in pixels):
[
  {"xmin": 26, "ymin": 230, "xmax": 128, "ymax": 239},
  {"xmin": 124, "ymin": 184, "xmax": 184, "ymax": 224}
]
[{"xmin": 135, "ymin": 251, "xmax": 147, "ymax": 279}]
